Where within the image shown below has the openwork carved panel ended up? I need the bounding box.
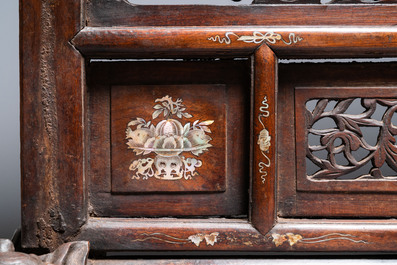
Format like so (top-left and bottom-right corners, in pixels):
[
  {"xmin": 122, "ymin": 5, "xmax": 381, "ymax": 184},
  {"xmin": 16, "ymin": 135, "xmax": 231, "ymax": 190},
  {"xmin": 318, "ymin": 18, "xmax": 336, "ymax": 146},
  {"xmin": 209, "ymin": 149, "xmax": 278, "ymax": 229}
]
[
  {"xmin": 295, "ymin": 87, "xmax": 397, "ymax": 193},
  {"xmin": 306, "ymin": 98, "xmax": 397, "ymax": 180}
]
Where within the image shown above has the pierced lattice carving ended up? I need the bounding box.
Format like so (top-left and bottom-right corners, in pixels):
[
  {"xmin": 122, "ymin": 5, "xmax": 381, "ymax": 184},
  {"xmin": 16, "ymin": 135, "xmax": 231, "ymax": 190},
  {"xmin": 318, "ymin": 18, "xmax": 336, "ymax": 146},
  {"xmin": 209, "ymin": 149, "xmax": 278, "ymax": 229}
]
[{"xmin": 306, "ymin": 98, "xmax": 397, "ymax": 180}]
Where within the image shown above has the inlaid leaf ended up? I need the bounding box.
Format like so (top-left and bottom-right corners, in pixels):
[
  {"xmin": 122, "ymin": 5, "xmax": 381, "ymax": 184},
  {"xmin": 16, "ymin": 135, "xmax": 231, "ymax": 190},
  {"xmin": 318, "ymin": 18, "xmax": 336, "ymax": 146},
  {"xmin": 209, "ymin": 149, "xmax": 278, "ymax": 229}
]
[
  {"xmin": 183, "ymin": 123, "xmax": 191, "ymax": 136},
  {"xmin": 199, "ymin": 120, "xmax": 214, "ymax": 126},
  {"xmin": 183, "ymin": 113, "xmax": 193, "ymax": 118},
  {"xmin": 201, "ymin": 126, "xmax": 211, "ymax": 133},
  {"xmin": 128, "ymin": 119, "xmax": 141, "ymax": 127},
  {"xmin": 152, "ymin": 109, "xmax": 162, "ymax": 119}
]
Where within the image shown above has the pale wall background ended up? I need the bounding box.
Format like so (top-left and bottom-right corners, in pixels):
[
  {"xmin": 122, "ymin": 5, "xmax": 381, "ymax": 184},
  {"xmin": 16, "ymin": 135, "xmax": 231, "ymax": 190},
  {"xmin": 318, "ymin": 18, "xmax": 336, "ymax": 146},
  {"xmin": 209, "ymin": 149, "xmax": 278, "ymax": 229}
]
[{"xmin": 0, "ymin": 0, "xmax": 20, "ymax": 239}]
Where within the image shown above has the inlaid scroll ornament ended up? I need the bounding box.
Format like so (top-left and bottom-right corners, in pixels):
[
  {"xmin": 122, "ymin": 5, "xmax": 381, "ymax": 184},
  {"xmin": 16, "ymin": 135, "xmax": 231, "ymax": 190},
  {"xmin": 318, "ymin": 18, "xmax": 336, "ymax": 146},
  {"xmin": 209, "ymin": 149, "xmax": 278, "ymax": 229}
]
[
  {"xmin": 126, "ymin": 95, "xmax": 214, "ymax": 180},
  {"xmin": 258, "ymin": 96, "xmax": 271, "ymax": 183},
  {"xmin": 208, "ymin": 32, "xmax": 303, "ymax": 45},
  {"xmin": 271, "ymin": 233, "xmax": 367, "ymax": 247},
  {"xmin": 306, "ymin": 98, "xmax": 397, "ymax": 180},
  {"xmin": 129, "ymin": 232, "xmax": 219, "ymax": 247}
]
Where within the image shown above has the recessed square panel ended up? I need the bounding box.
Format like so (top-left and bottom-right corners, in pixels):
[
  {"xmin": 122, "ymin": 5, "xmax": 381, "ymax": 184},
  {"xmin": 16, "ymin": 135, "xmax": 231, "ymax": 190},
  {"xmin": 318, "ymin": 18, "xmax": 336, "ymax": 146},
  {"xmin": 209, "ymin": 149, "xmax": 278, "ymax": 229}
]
[{"xmin": 111, "ymin": 84, "xmax": 226, "ymax": 193}]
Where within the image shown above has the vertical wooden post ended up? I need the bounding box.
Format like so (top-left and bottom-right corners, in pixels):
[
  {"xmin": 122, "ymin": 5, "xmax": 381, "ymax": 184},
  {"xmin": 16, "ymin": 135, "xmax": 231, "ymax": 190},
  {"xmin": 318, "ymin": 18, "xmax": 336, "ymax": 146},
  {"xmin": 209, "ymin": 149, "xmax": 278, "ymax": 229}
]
[
  {"xmin": 20, "ymin": 0, "xmax": 86, "ymax": 250},
  {"xmin": 251, "ymin": 44, "xmax": 277, "ymax": 235}
]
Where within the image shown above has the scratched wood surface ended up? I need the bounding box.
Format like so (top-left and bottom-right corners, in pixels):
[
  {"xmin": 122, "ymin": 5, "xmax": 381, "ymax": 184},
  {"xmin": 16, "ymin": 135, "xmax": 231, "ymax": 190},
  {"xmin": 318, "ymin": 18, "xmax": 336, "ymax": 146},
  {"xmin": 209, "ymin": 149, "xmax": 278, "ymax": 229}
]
[{"xmin": 20, "ymin": 0, "xmax": 86, "ymax": 250}]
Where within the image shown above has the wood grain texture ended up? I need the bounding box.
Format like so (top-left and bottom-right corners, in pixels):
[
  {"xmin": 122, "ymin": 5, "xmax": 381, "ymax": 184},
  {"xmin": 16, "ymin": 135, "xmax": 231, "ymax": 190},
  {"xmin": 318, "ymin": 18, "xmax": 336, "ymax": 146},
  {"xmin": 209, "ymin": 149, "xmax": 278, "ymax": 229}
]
[
  {"xmin": 20, "ymin": 0, "xmax": 86, "ymax": 250},
  {"xmin": 72, "ymin": 26, "xmax": 397, "ymax": 58},
  {"xmin": 86, "ymin": 2, "xmax": 397, "ymax": 27},
  {"xmin": 76, "ymin": 218, "xmax": 265, "ymax": 251}
]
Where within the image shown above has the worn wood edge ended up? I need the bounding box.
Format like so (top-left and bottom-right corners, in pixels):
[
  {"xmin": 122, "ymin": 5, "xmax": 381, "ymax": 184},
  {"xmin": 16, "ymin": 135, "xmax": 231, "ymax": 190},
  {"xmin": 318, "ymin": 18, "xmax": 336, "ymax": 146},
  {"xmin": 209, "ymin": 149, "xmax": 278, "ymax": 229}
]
[
  {"xmin": 20, "ymin": 0, "xmax": 86, "ymax": 250},
  {"xmin": 73, "ymin": 218, "xmax": 266, "ymax": 251},
  {"xmin": 71, "ymin": 217, "xmax": 397, "ymax": 252},
  {"xmin": 71, "ymin": 26, "xmax": 397, "ymax": 58}
]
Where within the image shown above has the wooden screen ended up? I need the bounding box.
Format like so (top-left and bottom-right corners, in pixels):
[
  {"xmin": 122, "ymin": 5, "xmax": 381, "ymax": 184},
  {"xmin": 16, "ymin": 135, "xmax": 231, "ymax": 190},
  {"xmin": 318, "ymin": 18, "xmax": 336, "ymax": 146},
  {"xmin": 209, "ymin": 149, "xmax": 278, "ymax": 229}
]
[{"xmin": 20, "ymin": 0, "xmax": 397, "ymax": 254}]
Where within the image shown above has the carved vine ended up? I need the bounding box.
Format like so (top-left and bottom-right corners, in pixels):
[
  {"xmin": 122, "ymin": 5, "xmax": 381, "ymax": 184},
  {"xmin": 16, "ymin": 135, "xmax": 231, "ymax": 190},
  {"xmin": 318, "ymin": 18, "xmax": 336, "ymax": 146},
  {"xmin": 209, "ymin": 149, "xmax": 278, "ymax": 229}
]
[{"xmin": 306, "ymin": 98, "xmax": 397, "ymax": 180}]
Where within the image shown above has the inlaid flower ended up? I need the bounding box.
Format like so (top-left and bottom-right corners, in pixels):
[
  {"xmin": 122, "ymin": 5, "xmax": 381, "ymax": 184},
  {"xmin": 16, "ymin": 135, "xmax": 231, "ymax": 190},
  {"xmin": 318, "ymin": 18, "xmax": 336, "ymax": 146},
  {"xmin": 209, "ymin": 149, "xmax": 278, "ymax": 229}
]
[
  {"xmin": 126, "ymin": 95, "xmax": 214, "ymax": 180},
  {"xmin": 258, "ymin": 128, "xmax": 271, "ymax": 152}
]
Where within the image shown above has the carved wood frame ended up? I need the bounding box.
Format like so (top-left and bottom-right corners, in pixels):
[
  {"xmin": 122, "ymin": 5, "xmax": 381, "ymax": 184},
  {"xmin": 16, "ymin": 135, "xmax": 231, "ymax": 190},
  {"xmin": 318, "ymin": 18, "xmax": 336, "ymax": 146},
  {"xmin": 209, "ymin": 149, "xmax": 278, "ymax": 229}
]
[{"xmin": 20, "ymin": 0, "xmax": 397, "ymax": 252}]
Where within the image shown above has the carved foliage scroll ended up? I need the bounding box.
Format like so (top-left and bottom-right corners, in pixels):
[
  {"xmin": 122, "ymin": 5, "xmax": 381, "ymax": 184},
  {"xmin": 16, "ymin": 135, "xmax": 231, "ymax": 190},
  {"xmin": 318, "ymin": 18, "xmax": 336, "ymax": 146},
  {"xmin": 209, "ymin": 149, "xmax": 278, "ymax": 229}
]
[{"xmin": 306, "ymin": 98, "xmax": 397, "ymax": 180}]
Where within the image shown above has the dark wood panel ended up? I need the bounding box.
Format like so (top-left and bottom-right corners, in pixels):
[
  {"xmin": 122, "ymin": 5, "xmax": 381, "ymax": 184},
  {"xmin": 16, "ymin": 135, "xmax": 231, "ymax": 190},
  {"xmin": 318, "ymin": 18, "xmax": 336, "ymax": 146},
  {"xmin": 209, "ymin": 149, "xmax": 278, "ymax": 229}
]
[
  {"xmin": 86, "ymin": 2, "xmax": 397, "ymax": 27},
  {"xmin": 20, "ymin": 0, "xmax": 86, "ymax": 250},
  {"xmin": 110, "ymin": 85, "xmax": 226, "ymax": 193},
  {"xmin": 88, "ymin": 60, "xmax": 250, "ymax": 217}
]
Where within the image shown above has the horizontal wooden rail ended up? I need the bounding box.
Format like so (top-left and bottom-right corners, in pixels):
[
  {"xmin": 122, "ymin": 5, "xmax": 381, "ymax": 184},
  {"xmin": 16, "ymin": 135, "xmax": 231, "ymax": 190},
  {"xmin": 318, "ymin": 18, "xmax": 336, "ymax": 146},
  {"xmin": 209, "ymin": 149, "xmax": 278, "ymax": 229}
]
[{"xmin": 72, "ymin": 26, "xmax": 397, "ymax": 58}]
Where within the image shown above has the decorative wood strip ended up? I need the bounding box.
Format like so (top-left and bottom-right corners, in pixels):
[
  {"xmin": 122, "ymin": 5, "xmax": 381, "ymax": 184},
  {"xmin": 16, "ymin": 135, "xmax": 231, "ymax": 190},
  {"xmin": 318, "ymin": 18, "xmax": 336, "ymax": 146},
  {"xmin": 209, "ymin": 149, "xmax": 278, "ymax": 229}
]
[
  {"xmin": 271, "ymin": 233, "xmax": 367, "ymax": 247},
  {"xmin": 75, "ymin": 218, "xmax": 264, "ymax": 251},
  {"xmin": 251, "ymin": 45, "xmax": 277, "ymax": 235},
  {"xmin": 129, "ymin": 232, "xmax": 219, "ymax": 247},
  {"xmin": 72, "ymin": 26, "xmax": 397, "ymax": 58}
]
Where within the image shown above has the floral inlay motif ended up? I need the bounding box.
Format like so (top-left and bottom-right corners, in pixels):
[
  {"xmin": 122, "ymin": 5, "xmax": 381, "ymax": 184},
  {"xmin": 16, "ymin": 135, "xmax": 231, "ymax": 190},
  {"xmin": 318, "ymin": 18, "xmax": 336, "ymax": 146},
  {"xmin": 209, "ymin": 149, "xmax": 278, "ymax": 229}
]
[
  {"xmin": 188, "ymin": 232, "xmax": 220, "ymax": 247},
  {"xmin": 130, "ymin": 232, "xmax": 219, "ymax": 247},
  {"xmin": 208, "ymin": 32, "xmax": 303, "ymax": 45},
  {"xmin": 126, "ymin": 95, "xmax": 214, "ymax": 180},
  {"xmin": 271, "ymin": 233, "xmax": 367, "ymax": 247},
  {"xmin": 258, "ymin": 96, "xmax": 271, "ymax": 183}
]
